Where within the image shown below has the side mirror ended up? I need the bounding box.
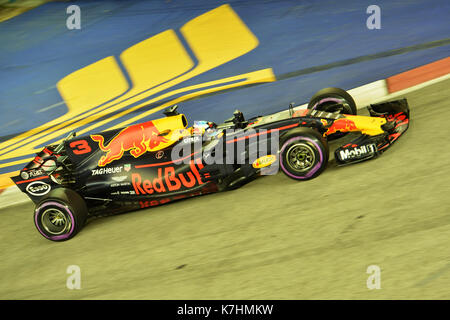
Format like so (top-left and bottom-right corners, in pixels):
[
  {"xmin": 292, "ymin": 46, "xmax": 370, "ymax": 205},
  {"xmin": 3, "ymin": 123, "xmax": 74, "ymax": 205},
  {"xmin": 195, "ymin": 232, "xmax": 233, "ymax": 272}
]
[
  {"xmin": 163, "ymin": 105, "xmax": 179, "ymax": 117},
  {"xmin": 289, "ymin": 102, "xmax": 295, "ymax": 117}
]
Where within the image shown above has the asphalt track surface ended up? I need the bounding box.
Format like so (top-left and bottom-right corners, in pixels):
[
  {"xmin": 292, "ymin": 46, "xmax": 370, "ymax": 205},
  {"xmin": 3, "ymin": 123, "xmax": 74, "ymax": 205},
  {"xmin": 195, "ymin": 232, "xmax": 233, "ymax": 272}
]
[{"xmin": 0, "ymin": 79, "xmax": 449, "ymax": 299}]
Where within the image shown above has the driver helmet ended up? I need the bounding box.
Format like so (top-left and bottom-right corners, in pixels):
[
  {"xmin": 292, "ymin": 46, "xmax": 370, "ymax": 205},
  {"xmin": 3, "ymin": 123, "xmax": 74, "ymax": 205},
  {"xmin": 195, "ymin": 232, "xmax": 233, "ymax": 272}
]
[{"xmin": 193, "ymin": 120, "xmax": 213, "ymax": 135}]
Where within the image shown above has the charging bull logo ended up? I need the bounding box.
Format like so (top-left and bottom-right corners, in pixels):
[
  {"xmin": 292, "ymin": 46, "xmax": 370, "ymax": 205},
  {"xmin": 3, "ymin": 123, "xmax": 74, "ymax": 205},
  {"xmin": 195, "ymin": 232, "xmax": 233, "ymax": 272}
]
[
  {"xmin": 325, "ymin": 118, "xmax": 357, "ymax": 136},
  {"xmin": 91, "ymin": 121, "xmax": 169, "ymax": 167}
]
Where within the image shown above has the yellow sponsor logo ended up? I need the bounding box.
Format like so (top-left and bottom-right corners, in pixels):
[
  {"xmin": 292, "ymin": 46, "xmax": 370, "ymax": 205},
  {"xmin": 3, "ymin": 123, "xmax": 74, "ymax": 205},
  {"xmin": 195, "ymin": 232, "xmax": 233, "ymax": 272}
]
[{"xmin": 252, "ymin": 155, "xmax": 277, "ymax": 169}]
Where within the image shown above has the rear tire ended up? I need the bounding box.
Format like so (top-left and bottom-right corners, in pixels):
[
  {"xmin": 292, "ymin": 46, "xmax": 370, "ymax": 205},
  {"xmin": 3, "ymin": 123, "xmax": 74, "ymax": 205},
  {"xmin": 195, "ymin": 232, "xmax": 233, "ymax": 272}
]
[
  {"xmin": 34, "ymin": 188, "xmax": 88, "ymax": 241},
  {"xmin": 279, "ymin": 128, "xmax": 329, "ymax": 180}
]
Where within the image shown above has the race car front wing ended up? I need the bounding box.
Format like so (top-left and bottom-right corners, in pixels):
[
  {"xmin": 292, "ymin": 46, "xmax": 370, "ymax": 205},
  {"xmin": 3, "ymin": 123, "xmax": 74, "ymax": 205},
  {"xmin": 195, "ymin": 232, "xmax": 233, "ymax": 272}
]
[{"xmin": 334, "ymin": 99, "xmax": 410, "ymax": 165}]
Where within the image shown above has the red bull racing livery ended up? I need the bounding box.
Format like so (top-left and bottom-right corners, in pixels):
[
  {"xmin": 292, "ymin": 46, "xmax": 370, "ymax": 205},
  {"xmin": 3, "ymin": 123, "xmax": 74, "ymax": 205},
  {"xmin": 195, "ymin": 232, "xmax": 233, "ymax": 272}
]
[{"xmin": 11, "ymin": 87, "xmax": 410, "ymax": 241}]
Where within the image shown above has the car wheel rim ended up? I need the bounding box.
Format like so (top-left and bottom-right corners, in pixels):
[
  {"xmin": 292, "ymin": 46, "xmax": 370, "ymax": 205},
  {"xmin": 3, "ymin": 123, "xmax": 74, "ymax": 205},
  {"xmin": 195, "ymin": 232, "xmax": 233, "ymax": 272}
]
[
  {"xmin": 40, "ymin": 207, "xmax": 72, "ymax": 236},
  {"xmin": 286, "ymin": 143, "xmax": 316, "ymax": 172}
]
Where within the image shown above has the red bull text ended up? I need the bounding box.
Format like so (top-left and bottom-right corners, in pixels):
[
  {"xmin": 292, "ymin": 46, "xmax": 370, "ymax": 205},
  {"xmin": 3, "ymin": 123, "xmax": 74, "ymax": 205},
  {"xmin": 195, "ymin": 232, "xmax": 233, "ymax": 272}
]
[{"xmin": 132, "ymin": 162, "xmax": 204, "ymax": 195}]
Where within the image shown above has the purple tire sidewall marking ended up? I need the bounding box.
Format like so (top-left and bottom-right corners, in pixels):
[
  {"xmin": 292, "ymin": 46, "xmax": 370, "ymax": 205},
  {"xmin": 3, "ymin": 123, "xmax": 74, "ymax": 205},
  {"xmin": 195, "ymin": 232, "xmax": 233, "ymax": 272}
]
[
  {"xmin": 311, "ymin": 97, "xmax": 343, "ymax": 110},
  {"xmin": 280, "ymin": 136, "xmax": 323, "ymax": 179},
  {"xmin": 35, "ymin": 201, "xmax": 75, "ymax": 240}
]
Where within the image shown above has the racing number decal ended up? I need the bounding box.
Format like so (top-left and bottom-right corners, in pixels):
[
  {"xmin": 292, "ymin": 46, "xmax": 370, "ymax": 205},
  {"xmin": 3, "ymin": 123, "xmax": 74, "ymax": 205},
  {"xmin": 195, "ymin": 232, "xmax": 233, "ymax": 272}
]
[{"xmin": 69, "ymin": 140, "xmax": 92, "ymax": 155}]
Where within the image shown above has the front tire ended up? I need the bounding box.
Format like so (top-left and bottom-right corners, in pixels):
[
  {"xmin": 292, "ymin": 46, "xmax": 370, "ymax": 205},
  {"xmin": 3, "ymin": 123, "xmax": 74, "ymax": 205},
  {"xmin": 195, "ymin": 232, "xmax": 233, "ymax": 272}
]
[
  {"xmin": 308, "ymin": 87, "xmax": 357, "ymax": 115},
  {"xmin": 34, "ymin": 188, "xmax": 88, "ymax": 241},
  {"xmin": 279, "ymin": 128, "xmax": 329, "ymax": 180}
]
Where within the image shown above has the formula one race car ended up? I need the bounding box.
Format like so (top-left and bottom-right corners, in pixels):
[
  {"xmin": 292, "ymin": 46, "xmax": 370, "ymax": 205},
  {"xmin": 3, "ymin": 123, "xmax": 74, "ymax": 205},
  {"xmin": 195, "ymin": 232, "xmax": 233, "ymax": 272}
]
[{"xmin": 12, "ymin": 87, "xmax": 409, "ymax": 241}]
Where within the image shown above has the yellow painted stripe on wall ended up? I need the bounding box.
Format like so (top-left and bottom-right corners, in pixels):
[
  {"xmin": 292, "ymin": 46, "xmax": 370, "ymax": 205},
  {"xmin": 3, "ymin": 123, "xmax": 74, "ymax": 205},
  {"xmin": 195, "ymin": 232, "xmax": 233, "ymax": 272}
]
[{"xmin": 0, "ymin": 4, "xmax": 270, "ymax": 173}]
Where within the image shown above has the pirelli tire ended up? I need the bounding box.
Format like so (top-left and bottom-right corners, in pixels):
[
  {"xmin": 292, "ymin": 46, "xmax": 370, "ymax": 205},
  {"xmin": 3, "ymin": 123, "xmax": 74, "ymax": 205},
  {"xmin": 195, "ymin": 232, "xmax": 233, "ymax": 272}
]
[
  {"xmin": 279, "ymin": 128, "xmax": 329, "ymax": 180},
  {"xmin": 34, "ymin": 188, "xmax": 88, "ymax": 241},
  {"xmin": 308, "ymin": 87, "xmax": 357, "ymax": 116}
]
